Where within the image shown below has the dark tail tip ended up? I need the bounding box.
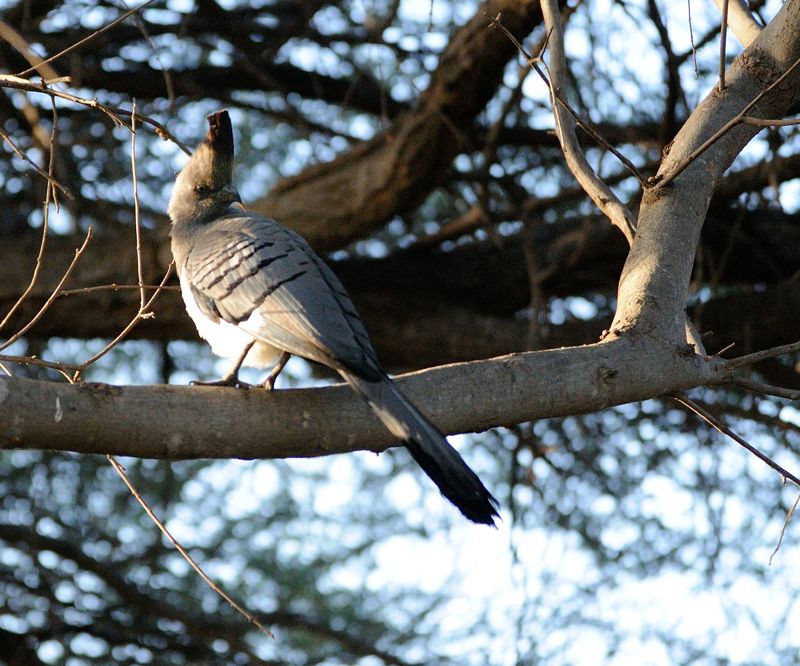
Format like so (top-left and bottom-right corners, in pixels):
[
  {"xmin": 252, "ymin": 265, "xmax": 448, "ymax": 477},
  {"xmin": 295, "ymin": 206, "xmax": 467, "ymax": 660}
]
[{"xmin": 405, "ymin": 440, "xmax": 500, "ymax": 526}]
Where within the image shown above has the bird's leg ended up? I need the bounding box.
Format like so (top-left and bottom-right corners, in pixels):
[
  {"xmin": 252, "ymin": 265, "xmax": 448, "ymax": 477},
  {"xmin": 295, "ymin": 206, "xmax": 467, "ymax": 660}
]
[
  {"xmin": 259, "ymin": 351, "xmax": 291, "ymax": 390},
  {"xmin": 191, "ymin": 341, "xmax": 255, "ymax": 388}
]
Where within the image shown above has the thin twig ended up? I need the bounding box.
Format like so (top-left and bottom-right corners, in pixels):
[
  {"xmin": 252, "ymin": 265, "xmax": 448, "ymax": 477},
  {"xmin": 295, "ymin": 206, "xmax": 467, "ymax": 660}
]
[
  {"xmin": 671, "ymin": 392, "xmax": 800, "ymax": 487},
  {"xmin": 73, "ymin": 263, "xmax": 174, "ymax": 376},
  {"xmin": 769, "ymin": 492, "xmax": 800, "ymax": 565},
  {"xmin": 711, "ymin": 341, "xmax": 736, "ymax": 358},
  {"xmin": 0, "ymin": 103, "xmax": 59, "ymax": 333},
  {"xmin": 0, "ymin": 227, "xmax": 93, "ymax": 353},
  {"xmin": 742, "ymin": 115, "xmax": 800, "ymax": 127},
  {"xmin": 687, "ymin": 0, "xmax": 698, "ymax": 78},
  {"xmin": 485, "ymin": 12, "xmax": 650, "ymax": 190},
  {"xmin": 655, "ymin": 51, "xmax": 800, "ymax": 189},
  {"xmin": 724, "ymin": 340, "xmax": 800, "ymax": 369},
  {"xmin": 16, "ymin": 0, "xmax": 158, "ymax": 78},
  {"xmin": 59, "ymin": 283, "xmax": 180, "ymax": 296},
  {"xmin": 106, "ymin": 455, "xmax": 274, "ymax": 639},
  {"xmin": 0, "ymin": 353, "xmax": 80, "ymax": 373},
  {"xmin": 734, "ymin": 377, "xmax": 800, "ymax": 401},
  {"xmin": 719, "ymin": 0, "xmax": 729, "ymax": 91},
  {"xmin": 0, "ymin": 75, "xmax": 192, "ymax": 154},
  {"xmin": 0, "ymin": 126, "xmax": 71, "ymax": 197},
  {"xmin": 712, "ymin": 0, "xmax": 762, "ymax": 47},
  {"xmin": 130, "ymin": 101, "xmax": 146, "ymax": 309},
  {"xmin": 125, "ymin": 1, "xmax": 176, "ymax": 109}
]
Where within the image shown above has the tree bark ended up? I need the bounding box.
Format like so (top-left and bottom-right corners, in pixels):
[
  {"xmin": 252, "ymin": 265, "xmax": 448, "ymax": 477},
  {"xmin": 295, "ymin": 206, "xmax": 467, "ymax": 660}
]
[
  {"xmin": 0, "ymin": 336, "xmax": 728, "ymax": 459},
  {"xmin": 612, "ymin": 0, "xmax": 800, "ymax": 342}
]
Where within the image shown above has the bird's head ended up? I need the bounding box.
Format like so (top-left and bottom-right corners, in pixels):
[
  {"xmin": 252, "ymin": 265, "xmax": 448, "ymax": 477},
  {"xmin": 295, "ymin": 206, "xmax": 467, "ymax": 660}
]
[{"xmin": 168, "ymin": 110, "xmax": 242, "ymax": 226}]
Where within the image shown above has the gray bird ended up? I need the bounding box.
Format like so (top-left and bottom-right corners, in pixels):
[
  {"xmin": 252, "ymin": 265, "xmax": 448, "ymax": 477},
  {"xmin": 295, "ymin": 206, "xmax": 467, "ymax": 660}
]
[{"xmin": 168, "ymin": 110, "xmax": 499, "ymax": 525}]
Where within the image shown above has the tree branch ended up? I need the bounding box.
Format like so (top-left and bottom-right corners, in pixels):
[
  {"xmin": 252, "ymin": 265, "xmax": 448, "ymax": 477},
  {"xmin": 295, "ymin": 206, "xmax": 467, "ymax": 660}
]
[
  {"xmin": 252, "ymin": 0, "xmax": 549, "ymax": 250},
  {"xmin": 0, "ymin": 337, "xmax": 725, "ymax": 459},
  {"xmin": 540, "ymin": 0, "xmax": 637, "ymax": 243},
  {"xmin": 712, "ymin": 0, "xmax": 762, "ymax": 47},
  {"xmin": 612, "ymin": 0, "xmax": 800, "ymax": 342}
]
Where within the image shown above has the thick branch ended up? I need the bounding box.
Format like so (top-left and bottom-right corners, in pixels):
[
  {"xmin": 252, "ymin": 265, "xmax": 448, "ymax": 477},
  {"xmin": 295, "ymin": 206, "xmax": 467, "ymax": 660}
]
[
  {"xmin": 612, "ymin": 1, "xmax": 800, "ymax": 342},
  {"xmin": 0, "ymin": 337, "xmax": 725, "ymax": 458},
  {"xmin": 70, "ymin": 63, "xmax": 407, "ymax": 119},
  {"xmin": 253, "ymin": 0, "xmax": 548, "ymax": 250}
]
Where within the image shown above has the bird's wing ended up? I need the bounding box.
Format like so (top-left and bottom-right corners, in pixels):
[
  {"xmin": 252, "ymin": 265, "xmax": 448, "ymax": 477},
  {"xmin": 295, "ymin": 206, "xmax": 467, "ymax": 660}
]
[{"xmin": 182, "ymin": 212, "xmax": 382, "ymax": 379}]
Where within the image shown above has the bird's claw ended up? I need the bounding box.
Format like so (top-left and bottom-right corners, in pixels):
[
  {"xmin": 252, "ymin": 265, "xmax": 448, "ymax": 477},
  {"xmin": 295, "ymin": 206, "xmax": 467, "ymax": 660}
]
[
  {"xmin": 190, "ymin": 376, "xmax": 253, "ymax": 389},
  {"xmin": 259, "ymin": 375, "xmax": 278, "ymax": 391}
]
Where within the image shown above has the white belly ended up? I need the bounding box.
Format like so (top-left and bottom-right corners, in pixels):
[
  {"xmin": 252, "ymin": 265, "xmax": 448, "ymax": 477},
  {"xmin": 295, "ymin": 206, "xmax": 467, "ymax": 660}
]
[{"xmin": 179, "ymin": 275, "xmax": 282, "ymax": 369}]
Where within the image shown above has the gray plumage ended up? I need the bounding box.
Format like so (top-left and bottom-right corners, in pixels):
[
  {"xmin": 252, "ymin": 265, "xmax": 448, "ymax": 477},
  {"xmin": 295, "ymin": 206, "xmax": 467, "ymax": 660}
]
[{"xmin": 169, "ymin": 110, "xmax": 499, "ymax": 525}]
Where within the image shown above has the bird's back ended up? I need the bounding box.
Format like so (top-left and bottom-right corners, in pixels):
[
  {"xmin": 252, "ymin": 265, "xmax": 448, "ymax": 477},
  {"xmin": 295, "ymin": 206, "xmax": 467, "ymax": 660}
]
[{"xmin": 174, "ymin": 210, "xmax": 383, "ymax": 379}]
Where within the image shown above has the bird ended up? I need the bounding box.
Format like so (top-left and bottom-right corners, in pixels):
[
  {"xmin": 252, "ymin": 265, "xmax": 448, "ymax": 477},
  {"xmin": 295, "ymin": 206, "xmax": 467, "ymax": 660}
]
[{"xmin": 168, "ymin": 110, "xmax": 499, "ymax": 525}]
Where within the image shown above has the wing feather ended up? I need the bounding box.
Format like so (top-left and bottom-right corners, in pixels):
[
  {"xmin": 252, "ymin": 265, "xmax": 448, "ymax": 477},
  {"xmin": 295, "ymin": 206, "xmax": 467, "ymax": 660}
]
[{"xmin": 181, "ymin": 212, "xmax": 381, "ymax": 379}]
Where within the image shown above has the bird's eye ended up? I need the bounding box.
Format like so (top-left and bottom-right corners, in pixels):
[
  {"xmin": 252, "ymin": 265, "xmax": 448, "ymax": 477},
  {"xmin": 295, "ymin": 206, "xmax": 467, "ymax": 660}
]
[{"xmin": 194, "ymin": 184, "xmax": 212, "ymax": 197}]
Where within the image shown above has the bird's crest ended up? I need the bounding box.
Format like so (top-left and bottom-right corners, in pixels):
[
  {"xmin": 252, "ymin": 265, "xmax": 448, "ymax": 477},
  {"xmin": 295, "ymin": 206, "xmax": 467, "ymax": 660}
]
[{"xmin": 184, "ymin": 109, "xmax": 235, "ymax": 190}]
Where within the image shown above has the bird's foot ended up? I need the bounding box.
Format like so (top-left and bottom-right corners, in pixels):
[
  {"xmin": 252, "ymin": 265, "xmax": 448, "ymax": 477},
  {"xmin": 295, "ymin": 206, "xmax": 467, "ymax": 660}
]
[
  {"xmin": 190, "ymin": 375, "xmax": 253, "ymax": 389},
  {"xmin": 257, "ymin": 351, "xmax": 291, "ymax": 391},
  {"xmin": 258, "ymin": 374, "xmax": 279, "ymax": 391}
]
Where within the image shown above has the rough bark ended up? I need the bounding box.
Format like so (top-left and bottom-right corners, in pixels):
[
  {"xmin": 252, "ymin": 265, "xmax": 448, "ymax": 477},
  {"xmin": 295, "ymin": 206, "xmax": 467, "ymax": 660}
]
[{"xmin": 0, "ymin": 336, "xmax": 727, "ymax": 459}]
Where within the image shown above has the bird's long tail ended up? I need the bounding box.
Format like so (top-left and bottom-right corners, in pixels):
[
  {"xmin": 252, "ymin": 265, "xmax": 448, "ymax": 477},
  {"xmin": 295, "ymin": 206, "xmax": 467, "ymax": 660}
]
[{"xmin": 339, "ymin": 370, "xmax": 499, "ymax": 525}]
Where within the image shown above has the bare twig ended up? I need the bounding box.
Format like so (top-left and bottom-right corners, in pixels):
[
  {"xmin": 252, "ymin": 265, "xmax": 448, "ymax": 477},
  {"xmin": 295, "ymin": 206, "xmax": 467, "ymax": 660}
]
[
  {"xmin": 733, "ymin": 377, "xmax": 800, "ymax": 401},
  {"xmin": 130, "ymin": 101, "xmax": 146, "ymax": 309},
  {"xmin": 687, "ymin": 0, "xmax": 698, "ymax": 78},
  {"xmin": 485, "ymin": 12, "xmax": 650, "ymax": 191},
  {"xmin": 0, "ymin": 353, "xmax": 80, "ymax": 373},
  {"xmin": 106, "ymin": 455, "xmax": 274, "ymax": 639},
  {"xmin": 719, "ymin": 0, "xmax": 730, "ymax": 91},
  {"xmin": 655, "ymin": 52, "xmax": 800, "ymax": 189},
  {"xmin": 724, "ymin": 341, "xmax": 800, "ymax": 369},
  {"xmin": 59, "ymin": 283, "xmax": 180, "ymax": 296},
  {"xmin": 0, "ymin": 228, "xmax": 93, "ymax": 354},
  {"xmin": 123, "ymin": 1, "xmax": 176, "ymax": 109},
  {"xmin": 73, "ymin": 263, "xmax": 174, "ymax": 376},
  {"xmin": 671, "ymin": 392, "xmax": 800, "ymax": 487},
  {"xmin": 16, "ymin": 0, "xmax": 158, "ymax": 78},
  {"xmin": 0, "ymin": 103, "xmax": 60, "ymax": 334},
  {"xmin": 742, "ymin": 115, "xmax": 800, "ymax": 127},
  {"xmin": 769, "ymin": 492, "xmax": 800, "ymax": 565},
  {"xmin": 712, "ymin": 0, "xmax": 762, "ymax": 47},
  {"xmin": 537, "ymin": 0, "xmax": 637, "ymax": 243},
  {"xmin": 0, "ymin": 75, "xmax": 191, "ymax": 154},
  {"xmin": 0, "ymin": 126, "xmax": 71, "ymax": 197}
]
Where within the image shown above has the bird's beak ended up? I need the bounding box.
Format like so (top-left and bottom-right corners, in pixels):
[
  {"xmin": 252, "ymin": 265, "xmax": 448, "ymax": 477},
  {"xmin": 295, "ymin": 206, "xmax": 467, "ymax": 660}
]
[{"xmin": 223, "ymin": 183, "xmax": 242, "ymax": 205}]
